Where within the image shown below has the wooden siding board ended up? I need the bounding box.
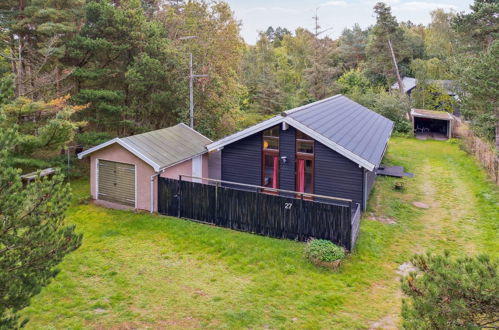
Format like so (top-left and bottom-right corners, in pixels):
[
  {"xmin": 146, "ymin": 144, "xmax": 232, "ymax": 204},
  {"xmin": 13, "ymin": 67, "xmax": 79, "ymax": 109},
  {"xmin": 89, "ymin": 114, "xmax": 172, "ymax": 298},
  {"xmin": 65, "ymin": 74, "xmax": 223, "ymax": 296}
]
[
  {"xmin": 208, "ymin": 150, "xmax": 221, "ymax": 180},
  {"xmin": 314, "ymin": 141, "xmax": 363, "ymax": 207},
  {"xmin": 279, "ymin": 126, "xmax": 296, "ymax": 194},
  {"xmin": 366, "ymin": 170, "xmax": 376, "ymax": 196},
  {"xmin": 221, "ymin": 132, "xmax": 262, "ymax": 186},
  {"xmin": 220, "ymin": 127, "xmax": 369, "ymax": 209}
]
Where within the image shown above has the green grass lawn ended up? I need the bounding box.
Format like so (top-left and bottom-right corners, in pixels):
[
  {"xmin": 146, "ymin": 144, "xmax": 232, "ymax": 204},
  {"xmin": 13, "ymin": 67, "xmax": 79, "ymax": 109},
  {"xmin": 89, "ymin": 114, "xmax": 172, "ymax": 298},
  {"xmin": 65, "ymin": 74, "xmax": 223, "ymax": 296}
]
[{"xmin": 23, "ymin": 137, "xmax": 498, "ymax": 329}]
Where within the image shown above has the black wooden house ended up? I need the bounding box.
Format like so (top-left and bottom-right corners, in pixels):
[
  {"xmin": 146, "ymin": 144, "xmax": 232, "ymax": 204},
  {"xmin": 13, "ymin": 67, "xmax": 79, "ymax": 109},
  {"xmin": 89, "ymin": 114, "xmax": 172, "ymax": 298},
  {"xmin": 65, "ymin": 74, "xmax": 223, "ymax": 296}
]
[{"xmin": 207, "ymin": 95, "xmax": 394, "ymax": 210}]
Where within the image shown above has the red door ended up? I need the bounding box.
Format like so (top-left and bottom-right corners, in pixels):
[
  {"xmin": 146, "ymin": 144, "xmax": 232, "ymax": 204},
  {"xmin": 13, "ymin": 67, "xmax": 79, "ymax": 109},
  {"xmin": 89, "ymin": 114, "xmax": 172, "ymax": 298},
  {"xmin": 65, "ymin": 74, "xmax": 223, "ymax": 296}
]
[
  {"xmin": 262, "ymin": 151, "xmax": 279, "ymax": 193},
  {"xmin": 296, "ymin": 155, "xmax": 314, "ymax": 197}
]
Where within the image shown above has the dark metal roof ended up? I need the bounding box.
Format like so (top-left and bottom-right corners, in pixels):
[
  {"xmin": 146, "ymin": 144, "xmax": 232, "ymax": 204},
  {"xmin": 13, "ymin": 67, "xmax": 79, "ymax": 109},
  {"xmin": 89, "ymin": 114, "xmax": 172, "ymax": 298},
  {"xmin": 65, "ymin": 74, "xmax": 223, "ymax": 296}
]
[
  {"xmin": 391, "ymin": 77, "xmax": 417, "ymax": 94},
  {"xmin": 285, "ymin": 95, "xmax": 394, "ymax": 168},
  {"xmin": 207, "ymin": 94, "xmax": 394, "ymax": 170},
  {"xmin": 391, "ymin": 77, "xmax": 457, "ymax": 96}
]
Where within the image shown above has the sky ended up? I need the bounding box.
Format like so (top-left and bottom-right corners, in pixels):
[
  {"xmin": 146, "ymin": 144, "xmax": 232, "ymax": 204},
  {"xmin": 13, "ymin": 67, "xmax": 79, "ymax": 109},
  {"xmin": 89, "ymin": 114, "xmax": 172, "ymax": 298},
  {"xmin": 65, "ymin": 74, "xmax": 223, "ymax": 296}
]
[{"xmin": 225, "ymin": 0, "xmax": 474, "ymax": 44}]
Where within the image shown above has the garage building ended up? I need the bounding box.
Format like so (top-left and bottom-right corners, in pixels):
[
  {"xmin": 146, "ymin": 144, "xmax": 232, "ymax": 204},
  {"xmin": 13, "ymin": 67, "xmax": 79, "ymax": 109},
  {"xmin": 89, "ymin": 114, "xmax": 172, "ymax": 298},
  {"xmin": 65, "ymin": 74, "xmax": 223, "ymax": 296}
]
[{"xmin": 77, "ymin": 123, "xmax": 212, "ymax": 212}]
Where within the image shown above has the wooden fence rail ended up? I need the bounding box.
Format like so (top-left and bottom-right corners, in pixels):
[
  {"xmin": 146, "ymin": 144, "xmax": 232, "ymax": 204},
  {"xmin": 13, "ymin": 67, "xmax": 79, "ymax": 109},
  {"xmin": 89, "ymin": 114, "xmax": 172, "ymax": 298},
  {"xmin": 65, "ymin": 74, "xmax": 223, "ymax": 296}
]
[
  {"xmin": 158, "ymin": 177, "xmax": 361, "ymax": 250},
  {"xmin": 455, "ymin": 120, "xmax": 499, "ymax": 184},
  {"xmin": 351, "ymin": 204, "xmax": 361, "ymax": 250}
]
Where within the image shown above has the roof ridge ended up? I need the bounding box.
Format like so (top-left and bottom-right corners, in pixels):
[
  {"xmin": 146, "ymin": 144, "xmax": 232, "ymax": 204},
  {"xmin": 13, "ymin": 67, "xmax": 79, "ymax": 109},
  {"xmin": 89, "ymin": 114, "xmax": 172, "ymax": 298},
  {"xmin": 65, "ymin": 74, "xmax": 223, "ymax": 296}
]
[
  {"xmin": 178, "ymin": 122, "xmax": 213, "ymax": 143},
  {"xmin": 282, "ymin": 94, "xmax": 343, "ymax": 116},
  {"xmin": 121, "ymin": 127, "xmax": 169, "ymax": 140}
]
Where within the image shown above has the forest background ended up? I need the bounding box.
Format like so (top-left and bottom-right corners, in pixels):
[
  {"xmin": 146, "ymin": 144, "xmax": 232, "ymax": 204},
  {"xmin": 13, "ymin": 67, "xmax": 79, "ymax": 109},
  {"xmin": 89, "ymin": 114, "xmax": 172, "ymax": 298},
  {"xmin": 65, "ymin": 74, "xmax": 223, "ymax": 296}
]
[{"xmin": 0, "ymin": 0, "xmax": 497, "ymax": 171}]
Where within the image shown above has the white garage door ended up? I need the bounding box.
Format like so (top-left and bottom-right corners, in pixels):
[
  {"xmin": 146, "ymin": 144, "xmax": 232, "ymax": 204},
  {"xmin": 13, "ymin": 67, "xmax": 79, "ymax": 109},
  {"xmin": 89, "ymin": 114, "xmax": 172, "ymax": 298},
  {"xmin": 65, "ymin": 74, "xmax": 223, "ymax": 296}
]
[{"xmin": 98, "ymin": 160, "xmax": 135, "ymax": 207}]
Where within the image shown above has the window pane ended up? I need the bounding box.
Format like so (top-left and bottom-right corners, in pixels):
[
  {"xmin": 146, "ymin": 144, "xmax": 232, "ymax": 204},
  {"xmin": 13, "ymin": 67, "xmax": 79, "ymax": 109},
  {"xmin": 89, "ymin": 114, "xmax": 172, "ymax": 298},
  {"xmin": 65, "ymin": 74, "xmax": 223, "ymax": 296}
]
[
  {"xmin": 297, "ymin": 140, "xmax": 313, "ymax": 154},
  {"xmin": 296, "ymin": 131, "xmax": 312, "ymax": 140},
  {"xmin": 263, "ymin": 154, "xmax": 278, "ymax": 188},
  {"xmin": 263, "ymin": 126, "xmax": 279, "ymax": 137},
  {"xmin": 296, "ymin": 158, "xmax": 313, "ymax": 193},
  {"xmin": 263, "ymin": 137, "xmax": 279, "ymax": 150},
  {"xmin": 304, "ymin": 159, "xmax": 313, "ymax": 193}
]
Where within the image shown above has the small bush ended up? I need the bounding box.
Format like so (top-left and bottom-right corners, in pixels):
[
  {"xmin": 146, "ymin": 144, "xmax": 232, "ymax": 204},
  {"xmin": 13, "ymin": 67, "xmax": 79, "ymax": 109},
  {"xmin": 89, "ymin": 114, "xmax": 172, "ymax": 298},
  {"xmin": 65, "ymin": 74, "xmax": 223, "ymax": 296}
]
[{"xmin": 305, "ymin": 239, "xmax": 345, "ymax": 266}]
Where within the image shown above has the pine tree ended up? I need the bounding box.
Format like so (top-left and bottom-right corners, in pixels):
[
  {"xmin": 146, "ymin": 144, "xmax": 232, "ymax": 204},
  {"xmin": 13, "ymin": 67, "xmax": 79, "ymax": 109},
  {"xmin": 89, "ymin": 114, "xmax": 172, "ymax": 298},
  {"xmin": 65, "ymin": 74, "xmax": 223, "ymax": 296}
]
[
  {"xmin": 67, "ymin": 0, "xmax": 148, "ymax": 135},
  {"xmin": 452, "ymin": 0, "xmax": 498, "ymax": 148},
  {"xmin": 455, "ymin": 40, "xmax": 499, "ymax": 146},
  {"xmin": 401, "ymin": 252, "xmax": 499, "ymax": 329},
  {"xmin": 453, "ymin": 0, "xmax": 499, "ymax": 52},
  {"xmin": 304, "ymin": 11, "xmax": 340, "ymax": 101},
  {"xmin": 366, "ymin": 2, "xmax": 407, "ymax": 88},
  {"xmin": 242, "ymin": 33, "xmax": 286, "ymax": 114},
  {"xmin": 159, "ymin": 0, "xmax": 245, "ymax": 138},
  {"xmin": 338, "ymin": 24, "xmax": 368, "ymax": 70},
  {"xmin": 0, "ymin": 95, "xmax": 87, "ymax": 169},
  {"xmin": 0, "ymin": 0, "xmax": 84, "ymax": 100},
  {"xmin": 264, "ymin": 26, "xmax": 291, "ymax": 47},
  {"xmin": 0, "ymin": 119, "xmax": 82, "ymax": 328}
]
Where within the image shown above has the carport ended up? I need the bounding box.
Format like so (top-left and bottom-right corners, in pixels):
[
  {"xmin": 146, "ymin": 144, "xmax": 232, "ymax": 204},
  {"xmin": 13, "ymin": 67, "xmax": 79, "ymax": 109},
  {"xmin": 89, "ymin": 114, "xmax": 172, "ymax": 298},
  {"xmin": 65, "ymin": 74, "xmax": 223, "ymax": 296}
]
[{"xmin": 411, "ymin": 108, "xmax": 453, "ymax": 140}]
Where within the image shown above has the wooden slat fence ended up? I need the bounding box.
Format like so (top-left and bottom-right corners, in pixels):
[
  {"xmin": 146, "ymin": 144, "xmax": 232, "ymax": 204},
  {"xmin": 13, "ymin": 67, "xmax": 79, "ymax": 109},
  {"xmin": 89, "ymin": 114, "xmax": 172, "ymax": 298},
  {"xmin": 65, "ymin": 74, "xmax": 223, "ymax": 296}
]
[
  {"xmin": 158, "ymin": 177, "xmax": 361, "ymax": 250},
  {"xmin": 455, "ymin": 119, "xmax": 499, "ymax": 184},
  {"xmin": 351, "ymin": 203, "xmax": 361, "ymax": 249}
]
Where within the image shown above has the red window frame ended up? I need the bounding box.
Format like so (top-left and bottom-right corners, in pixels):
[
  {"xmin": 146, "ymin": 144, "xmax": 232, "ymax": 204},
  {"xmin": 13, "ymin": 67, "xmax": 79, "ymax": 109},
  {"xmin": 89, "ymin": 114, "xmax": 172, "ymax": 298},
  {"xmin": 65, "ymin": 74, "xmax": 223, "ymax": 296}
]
[
  {"xmin": 262, "ymin": 127, "xmax": 280, "ymax": 194},
  {"xmin": 295, "ymin": 131, "xmax": 314, "ymax": 198}
]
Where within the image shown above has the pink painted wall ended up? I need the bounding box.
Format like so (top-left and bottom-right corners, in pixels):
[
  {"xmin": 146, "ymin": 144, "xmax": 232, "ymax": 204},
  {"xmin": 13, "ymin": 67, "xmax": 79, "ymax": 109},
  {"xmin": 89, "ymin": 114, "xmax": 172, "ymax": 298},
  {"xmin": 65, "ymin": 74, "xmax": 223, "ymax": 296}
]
[
  {"xmin": 89, "ymin": 143, "xmax": 208, "ymax": 212},
  {"xmin": 202, "ymin": 154, "xmax": 209, "ymax": 182},
  {"xmin": 89, "ymin": 143, "xmax": 154, "ymax": 211},
  {"xmin": 160, "ymin": 159, "xmax": 192, "ymax": 180}
]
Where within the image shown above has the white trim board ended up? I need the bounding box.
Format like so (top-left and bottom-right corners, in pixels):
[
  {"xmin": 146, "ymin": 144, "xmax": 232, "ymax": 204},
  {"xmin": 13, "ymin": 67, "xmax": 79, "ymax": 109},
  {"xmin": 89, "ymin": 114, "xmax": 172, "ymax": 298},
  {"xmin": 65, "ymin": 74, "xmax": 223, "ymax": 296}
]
[
  {"xmin": 284, "ymin": 117, "xmax": 375, "ymax": 171},
  {"xmin": 205, "ymin": 97, "xmax": 343, "ymax": 152},
  {"xmin": 191, "ymin": 155, "xmax": 203, "ymax": 183},
  {"xmin": 207, "ymin": 114, "xmax": 376, "ymax": 171},
  {"xmin": 206, "ymin": 115, "xmax": 283, "ymax": 152},
  {"xmin": 134, "ymin": 162, "xmax": 137, "ymax": 209},
  {"xmin": 78, "ymin": 138, "xmax": 120, "ymax": 159},
  {"xmin": 78, "ymin": 138, "xmax": 162, "ymax": 171},
  {"xmin": 78, "ymin": 135, "xmax": 209, "ymax": 173},
  {"xmin": 96, "ymin": 158, "xmax": 100, "ymax": 200}
]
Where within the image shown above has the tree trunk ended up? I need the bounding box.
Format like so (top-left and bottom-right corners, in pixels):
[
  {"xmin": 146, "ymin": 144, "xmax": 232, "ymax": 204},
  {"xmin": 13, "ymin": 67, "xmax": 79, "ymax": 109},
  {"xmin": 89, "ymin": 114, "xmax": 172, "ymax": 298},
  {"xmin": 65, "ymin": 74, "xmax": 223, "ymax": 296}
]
[
  {"xmin": 17, "ymin": 40, "xmax": 25, "ymax": 97},
  {"xmin": 388, "ymin": 38, "xmax": 404, "ymax": 96},
  {"xmin": 56, "ymin": 64, "xmax": 60, "ymax": 97},
  {"xmin": 16, "ymin": 0, "xmax": 26, "ymax": 97},
  {"xmin": 27, "ymin": 61, "xmax": 36, "ymax": 100},
  {"xmin": 10, "ymin": 45, "xmax": 19, "ymax": 96},
  {"xmin": 496, "ymin": 110, "xmax": 499, "ymax": 152}
]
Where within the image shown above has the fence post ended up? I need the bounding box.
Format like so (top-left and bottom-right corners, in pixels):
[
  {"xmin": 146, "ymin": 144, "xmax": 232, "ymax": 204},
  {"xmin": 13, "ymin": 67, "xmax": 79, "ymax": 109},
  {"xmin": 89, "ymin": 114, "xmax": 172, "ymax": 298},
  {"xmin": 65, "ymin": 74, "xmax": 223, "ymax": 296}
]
[
  {"xmin": 177, "ymin": 177, "xmax": 182, "ymax": 219},
  {"xmin": 346, "ymin": 202, "xmax": 354, "ymax": 250},
  {"xmin": 215, "ymin": 181, "xmax": 219, "ymax": 224},
  {"xmin": 299, "ymin": 194, "xmax": 304, "ymax": 241},
  {"xmin": 157, "ymin": 177, "xmax": 161, "ymax": 214}
]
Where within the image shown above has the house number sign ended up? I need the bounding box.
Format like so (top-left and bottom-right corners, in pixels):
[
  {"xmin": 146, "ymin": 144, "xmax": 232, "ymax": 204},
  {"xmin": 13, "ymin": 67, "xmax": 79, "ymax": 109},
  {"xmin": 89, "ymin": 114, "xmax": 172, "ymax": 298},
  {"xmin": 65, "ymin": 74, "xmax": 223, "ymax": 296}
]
[{"xmin": 284, "ymin": 203, "xmax": 293, "ymax": 210}]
